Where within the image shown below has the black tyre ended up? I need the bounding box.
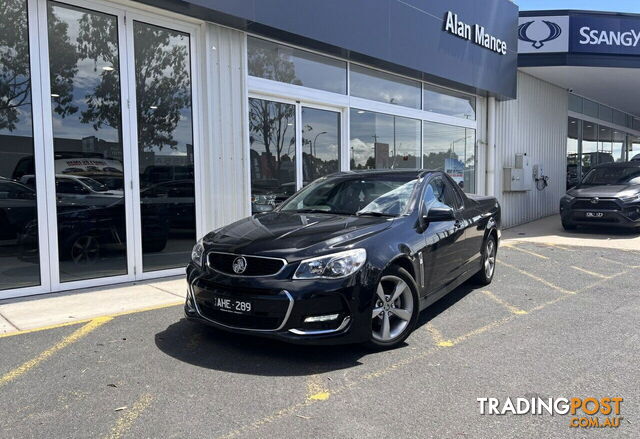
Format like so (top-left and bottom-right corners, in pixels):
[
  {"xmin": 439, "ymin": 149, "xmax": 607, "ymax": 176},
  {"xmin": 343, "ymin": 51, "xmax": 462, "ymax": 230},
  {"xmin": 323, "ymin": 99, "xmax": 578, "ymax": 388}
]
[
  {"xmin": 367, "ymin": 266, "xmax": 419, "ymax": 350},
  {"xmin": 473, "ymin": 234, "xmax": 497, "ymax": 286}
]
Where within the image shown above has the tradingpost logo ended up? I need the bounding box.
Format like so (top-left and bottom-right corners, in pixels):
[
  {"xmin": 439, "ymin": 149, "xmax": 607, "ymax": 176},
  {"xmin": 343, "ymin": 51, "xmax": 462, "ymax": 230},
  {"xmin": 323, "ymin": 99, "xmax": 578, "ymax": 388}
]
[{"xmin": 478, "ymin": 397, "xmax": 623, "ymax": 428}]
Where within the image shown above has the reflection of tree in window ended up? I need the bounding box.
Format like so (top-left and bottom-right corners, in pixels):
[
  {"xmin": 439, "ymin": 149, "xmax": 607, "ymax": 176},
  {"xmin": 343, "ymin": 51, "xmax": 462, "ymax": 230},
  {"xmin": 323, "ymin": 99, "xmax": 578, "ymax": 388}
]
[
  {"xmin": 249, "ymin": 99, "xmax": 295, "ymax": 192},
  {"xmin": 0, "ymin": 0, "xmax": 32, "ymax": 132},
  {"xmin": 248, "ymin": 40, "xmax": 302, "ymax": 86}
]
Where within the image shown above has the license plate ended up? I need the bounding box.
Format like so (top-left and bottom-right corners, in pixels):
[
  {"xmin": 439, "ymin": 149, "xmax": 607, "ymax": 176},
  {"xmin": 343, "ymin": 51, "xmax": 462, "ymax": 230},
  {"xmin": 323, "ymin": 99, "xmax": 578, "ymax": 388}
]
[
  {"xmin": 585, "ymin": 212, "xmax": 604, "ymax": 218},
  {"xmin": 210, "ymin": 296, "xmax": 253, "ymax": 314}
]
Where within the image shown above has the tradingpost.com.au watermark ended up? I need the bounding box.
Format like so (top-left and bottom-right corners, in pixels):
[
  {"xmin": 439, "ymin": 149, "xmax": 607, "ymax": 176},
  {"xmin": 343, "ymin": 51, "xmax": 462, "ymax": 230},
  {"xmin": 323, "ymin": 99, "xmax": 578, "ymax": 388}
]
[{"xmin": 478, "ymin": 397, "xmax": 624, "ymax": 428}]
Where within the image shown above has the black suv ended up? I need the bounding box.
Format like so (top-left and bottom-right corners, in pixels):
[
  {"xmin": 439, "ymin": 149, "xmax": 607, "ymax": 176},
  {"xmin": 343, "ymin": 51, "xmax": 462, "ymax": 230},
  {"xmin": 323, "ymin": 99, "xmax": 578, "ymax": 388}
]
[{"xmin": 560, "ymin": 162, "xmax": 640, "ymax": 231}]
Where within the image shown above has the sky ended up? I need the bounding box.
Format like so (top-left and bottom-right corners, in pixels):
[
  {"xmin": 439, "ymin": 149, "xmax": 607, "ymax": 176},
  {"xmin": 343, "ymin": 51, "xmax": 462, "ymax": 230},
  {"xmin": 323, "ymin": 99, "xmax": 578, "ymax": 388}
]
[{"xmin": 515, "ymin": 0, "xmax": 640, "ymax": 13}]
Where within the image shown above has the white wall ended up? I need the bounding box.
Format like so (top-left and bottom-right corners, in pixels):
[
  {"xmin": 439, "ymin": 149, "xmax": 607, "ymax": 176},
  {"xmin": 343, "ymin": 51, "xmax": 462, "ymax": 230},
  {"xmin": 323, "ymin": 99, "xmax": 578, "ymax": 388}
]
[
  {"xmin": 200, "ymin": 23, "xmax": 250, "ymax": 235},
  {"xmin": 494, "ymin": 72, "xmax": 568, "ymax": 228}
]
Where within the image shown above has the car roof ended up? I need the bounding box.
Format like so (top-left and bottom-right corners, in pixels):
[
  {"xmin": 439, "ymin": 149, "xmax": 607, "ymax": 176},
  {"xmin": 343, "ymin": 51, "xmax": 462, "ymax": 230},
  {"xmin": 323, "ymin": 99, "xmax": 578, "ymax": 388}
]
[{"xmin": 327, "ymin": 169, "xmax": 437, "ymax": 178}]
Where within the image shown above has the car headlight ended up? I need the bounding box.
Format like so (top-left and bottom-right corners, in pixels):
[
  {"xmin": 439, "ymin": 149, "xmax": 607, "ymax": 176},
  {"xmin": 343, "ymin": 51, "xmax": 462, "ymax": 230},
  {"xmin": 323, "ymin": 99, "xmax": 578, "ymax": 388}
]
[
  {"xmin": 191, "ymin": 238, "xmax": 205, "ymax": 267},
  {"xmin": 293, "ymin": 249, "xmax": 367, "ymax": 279},
  {"xmin": 620, "ymin": 194, "xmax": 640, "ymax": 203}
]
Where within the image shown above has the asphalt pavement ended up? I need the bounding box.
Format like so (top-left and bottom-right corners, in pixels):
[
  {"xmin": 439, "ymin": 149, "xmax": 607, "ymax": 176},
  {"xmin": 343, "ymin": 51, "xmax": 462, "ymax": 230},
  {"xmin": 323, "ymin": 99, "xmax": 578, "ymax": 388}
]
[{"xmin": 0, "ymin": 241, "xmax": 638, "ymax": 438}]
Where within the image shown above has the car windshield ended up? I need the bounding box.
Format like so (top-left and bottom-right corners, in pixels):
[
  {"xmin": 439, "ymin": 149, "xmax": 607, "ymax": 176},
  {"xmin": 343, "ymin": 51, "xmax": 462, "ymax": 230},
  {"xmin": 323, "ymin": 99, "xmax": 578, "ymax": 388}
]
[
  {"xmin": 581, "ymin": 167, "xmax": 640, "ymax": 186},
  {"xmin": 79, "ymin": 177, "xmax": 109, "ymax": 192},
  {"xmin": 279, "ymin": 175, "xmax": 419, "ymax": 216}
]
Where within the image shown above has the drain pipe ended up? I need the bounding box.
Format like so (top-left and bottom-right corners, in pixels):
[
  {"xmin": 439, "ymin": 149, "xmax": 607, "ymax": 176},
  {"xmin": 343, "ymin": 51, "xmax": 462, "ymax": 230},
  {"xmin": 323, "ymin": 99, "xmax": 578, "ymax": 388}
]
[{"xmin": 486, "ymin": 96, "xmax": 496, "ymax": 196}]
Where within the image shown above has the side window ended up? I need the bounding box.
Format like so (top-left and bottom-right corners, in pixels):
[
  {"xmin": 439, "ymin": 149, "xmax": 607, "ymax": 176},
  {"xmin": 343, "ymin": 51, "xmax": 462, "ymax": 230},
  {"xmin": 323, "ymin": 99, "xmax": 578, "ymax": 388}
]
[
  {"xmin": 442, "ymin": 178, "xmax": 462, "ymax": 210},
  {"xmin": 423, "ymin": 177, "xmax": 450, "ymax": 209}
]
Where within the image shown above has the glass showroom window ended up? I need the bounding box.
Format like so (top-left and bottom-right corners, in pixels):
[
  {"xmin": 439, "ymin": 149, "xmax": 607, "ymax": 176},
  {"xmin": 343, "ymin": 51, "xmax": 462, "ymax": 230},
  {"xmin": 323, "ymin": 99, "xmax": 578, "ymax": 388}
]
[
  {"xmin": 0, "ymin": 0, "xmax": 41, "ymax": 291},
  {"xmin": 612, "ymin": 129, "xmax": 625, "ymax": 162},
  {"xmin": 423, "ymin": 84, "xmax": 476, "ymax": 120},
  {"xmin": 247, "ymin": 37, "xmax": 347, "ymax": 94},
  {"xmin": 349, "ymin": 64, "xmax": 421, "ymax": 109},
  {"xmin": 629, "ymin": 135, "xmax": 640, "ymax": 161},
  {"xmin": 249, "ymin": 98, "xmax": 296, "ymax": 212},
  {"xmin": 423, "ymin": 122, "xmax": 476, "ymax": 193},
  {"xmin": 47, "ymin": 2, "xmax": 127, "ymax": 283},
  {"xmin": 301, "ymin": 107, "xmax": 340, "ymax": 185},
  {"xmin": 349, "ymin": 109, "xmax": 420, "ymax": 170},
  {"xmin": 581, "ymin": 122, "xmax": 598, "ymax": 176},
  {"xmin": 566, "ymin": 118, "xmax": 580, "ymax": 189}
]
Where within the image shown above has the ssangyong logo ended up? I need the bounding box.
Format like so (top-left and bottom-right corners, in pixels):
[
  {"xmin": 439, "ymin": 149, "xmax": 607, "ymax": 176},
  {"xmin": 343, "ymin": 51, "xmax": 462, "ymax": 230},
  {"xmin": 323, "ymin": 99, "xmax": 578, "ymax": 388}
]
[
  {"xmin": 232, "ymin": 256, "xmax": 247, "ymax": 274},
  {"xmin": 519, "ymin": 20, "xmax": 563, "ymax": 49},
  {"xmin": 591, "ymin": 197, "xmax": 600, "ymax": 205}
]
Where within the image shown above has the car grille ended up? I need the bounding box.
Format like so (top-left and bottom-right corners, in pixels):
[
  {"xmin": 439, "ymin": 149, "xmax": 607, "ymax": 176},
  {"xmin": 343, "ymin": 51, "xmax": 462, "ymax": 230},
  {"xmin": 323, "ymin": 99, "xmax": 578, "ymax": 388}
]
[
  {"xmin": 192, "ymin": 281, "xmax": 291, "ymax": 330},
  {"xmin": 571, "ymin": 199, "xmax": 620, "ymax": 210},
  {"xmin": 207, "ymin": 252, "xmax": 286, "ymax": 276}
]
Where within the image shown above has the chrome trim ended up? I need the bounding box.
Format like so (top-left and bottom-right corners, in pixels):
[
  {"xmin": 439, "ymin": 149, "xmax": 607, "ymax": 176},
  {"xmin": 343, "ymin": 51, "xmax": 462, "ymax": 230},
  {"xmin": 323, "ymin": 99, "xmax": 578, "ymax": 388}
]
[
  {"xmin": 288, "ymin": 316, "xmax": 351, "ymax": 335},
  {"xmin": 188, "ymin": 278, "xmax": 294, "ymax": 332},
  {"xmin": 206, "ymin": 251, "xmax": 288, "ymax": 278}
]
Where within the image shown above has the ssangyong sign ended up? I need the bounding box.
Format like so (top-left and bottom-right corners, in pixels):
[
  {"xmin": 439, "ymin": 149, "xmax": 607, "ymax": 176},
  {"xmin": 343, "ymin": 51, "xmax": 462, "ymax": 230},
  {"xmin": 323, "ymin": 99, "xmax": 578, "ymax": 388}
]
[
  {"xmin": 571, "ymin": 15, "xmax": 640, "ymax": 55},
  {"xmin": 519, "ymin": 12, "xmax": 640, "ymax": 56}
]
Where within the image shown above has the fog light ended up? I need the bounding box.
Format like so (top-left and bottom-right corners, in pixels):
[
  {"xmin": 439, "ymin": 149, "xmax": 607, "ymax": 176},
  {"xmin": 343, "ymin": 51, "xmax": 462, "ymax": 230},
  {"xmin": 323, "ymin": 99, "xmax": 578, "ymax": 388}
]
[
  {"xmin": 185, "ymin": 290, "xmax": 196, "ymax": 313},
  {"xmin": 304, "ymin": 314, "xmax": 339, "ymax": 323}
]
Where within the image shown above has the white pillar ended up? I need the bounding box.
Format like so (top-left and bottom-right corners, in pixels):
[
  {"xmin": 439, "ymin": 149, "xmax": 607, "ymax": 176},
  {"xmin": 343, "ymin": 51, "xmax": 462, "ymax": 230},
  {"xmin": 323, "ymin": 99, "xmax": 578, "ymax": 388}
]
[{"xmin": 486, "ymin": 96, "xmax": 496, "ymax": 196}]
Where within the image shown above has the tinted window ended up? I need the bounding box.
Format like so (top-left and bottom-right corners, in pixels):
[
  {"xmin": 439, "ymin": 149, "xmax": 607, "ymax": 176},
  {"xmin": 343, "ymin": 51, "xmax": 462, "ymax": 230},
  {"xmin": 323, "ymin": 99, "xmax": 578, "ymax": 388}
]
[
  {"xmin": 248, "ymin": 37, "xmax": 347, "ymax": 94},
  {"xmin": 582, "ymin": 167, "xmax": 640, "ymax": 185},
  {"xmin": 0, "ymin": 0, "xmax": 41, "ymax": 291},
  {"xmin": 349, "ymin": 64, "xmax": 421, "ymax": 109}
]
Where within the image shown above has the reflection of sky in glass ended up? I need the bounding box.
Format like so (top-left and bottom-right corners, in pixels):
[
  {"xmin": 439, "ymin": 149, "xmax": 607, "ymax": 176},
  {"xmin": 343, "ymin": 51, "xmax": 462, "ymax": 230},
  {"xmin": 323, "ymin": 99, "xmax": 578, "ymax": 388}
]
[
  {"xmin": 302, "ymin": 108, "xmax": 339, "ymax": 161},
  {"xmin": 350, "ymin": 109, "xmax": 420, "ymax": 169},
  {"xmin": 350, "ymin": 65, "xmax": 421, "ymax": 109},
  {"xmin": 423, "ymin": 121, "xmax": 475, "ymax": 192},
  {"xmin": 49, "ymin": 5, "xmax": 121, "ymax": 144},
  {"xmin": 248, "ymin": 37, "xmax": 346, "ymax": 94},
  {"xmin": 424, "ymin": 85, "xmax": 476, "ymax": 120}
]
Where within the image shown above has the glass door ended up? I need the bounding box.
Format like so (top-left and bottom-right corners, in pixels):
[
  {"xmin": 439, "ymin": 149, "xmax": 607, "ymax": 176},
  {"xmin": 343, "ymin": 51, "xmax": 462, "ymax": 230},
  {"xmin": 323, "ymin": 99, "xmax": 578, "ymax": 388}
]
[
  {"xmin": 127, "ymin": 17, "xmax": 197, "ymax": 276},
  {"xmin": 44, "ymin": 1, "xmax": 131, "ymax": 284},
  {"xmin": 248, "ymin": 97, "xmax": 343, "ymax": 213}
]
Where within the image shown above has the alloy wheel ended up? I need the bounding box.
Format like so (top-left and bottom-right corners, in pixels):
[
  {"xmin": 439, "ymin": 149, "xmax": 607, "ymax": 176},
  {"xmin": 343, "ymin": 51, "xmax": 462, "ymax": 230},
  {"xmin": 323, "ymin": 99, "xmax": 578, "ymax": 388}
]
[
  {"xmin": 484, "ymin": 238, "xmax": 496, "ymax": 279},
  {"xmin": 71, "ymin": 236, "xmax": 100, "ymax": 264},
  {"xmin": 371, "ymin": 275, "xmax": 414, "ymax": 342}
]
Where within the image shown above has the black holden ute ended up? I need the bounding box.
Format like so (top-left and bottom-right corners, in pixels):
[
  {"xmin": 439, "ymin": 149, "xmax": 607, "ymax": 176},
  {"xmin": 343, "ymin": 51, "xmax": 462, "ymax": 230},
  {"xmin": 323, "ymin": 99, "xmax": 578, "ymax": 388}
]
[
  {"xmin": 185, "ymin": 170, "xmax": 501, "ymax": 349},
  {"xmin": 560, "ymin": 162, "xmax": 640, "ymax": 231}
]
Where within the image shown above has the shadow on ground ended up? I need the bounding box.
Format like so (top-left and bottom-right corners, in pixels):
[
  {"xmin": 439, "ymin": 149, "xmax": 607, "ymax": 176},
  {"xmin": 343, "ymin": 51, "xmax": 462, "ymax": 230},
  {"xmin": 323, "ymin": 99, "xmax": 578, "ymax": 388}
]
[{"xmin": 154, "ymin": 282, "xmax": 478, "ymax": 377}]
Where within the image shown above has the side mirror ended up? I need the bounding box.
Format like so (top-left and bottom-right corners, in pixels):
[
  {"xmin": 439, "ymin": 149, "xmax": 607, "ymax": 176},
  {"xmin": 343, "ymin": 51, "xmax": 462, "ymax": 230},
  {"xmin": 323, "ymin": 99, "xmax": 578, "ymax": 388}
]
[{"xmin": 423, "ymin": 205, "xmax": 455, "ymax": 222}]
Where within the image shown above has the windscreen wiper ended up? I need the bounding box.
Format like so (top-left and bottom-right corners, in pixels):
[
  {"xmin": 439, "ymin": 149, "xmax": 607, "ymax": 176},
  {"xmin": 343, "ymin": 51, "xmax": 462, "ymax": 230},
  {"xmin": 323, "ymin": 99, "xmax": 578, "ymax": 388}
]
[{"xmin": 356, "ymin": 211, "xmax": 395, "ymax": 217}]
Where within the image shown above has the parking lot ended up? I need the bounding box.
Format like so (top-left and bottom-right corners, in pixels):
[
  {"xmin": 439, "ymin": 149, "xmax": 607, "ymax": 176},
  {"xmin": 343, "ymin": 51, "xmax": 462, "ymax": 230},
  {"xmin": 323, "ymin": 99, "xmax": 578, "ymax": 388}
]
[{"xmin": 0, "ymin": 240, "xmax": 638, "ymax": 438}]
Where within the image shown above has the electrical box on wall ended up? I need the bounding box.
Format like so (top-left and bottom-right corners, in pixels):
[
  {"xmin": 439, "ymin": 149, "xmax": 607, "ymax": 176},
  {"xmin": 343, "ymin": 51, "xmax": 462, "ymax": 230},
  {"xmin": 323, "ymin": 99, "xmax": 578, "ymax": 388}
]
[{"xmin": 503, "ymin": 153, "xmax": 532, "ymax": 192}]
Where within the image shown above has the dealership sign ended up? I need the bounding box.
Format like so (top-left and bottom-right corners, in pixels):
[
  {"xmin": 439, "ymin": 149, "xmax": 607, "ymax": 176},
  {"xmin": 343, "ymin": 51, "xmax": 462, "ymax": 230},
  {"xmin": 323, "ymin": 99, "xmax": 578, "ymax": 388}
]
[
  {"xmin": 519, "ymin": 13, "xmax": 640, "ymax": 55},
  {"xmin": 444, "ymin": 11, "xmax": 508, "ymax": 55}
]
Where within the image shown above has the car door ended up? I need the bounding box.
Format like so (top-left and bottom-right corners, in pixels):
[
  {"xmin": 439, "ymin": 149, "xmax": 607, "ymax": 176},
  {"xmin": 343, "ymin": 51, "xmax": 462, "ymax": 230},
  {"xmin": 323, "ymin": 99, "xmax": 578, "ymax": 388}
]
[
  {"xmin": 444, "ymin": 174, "xmax": 482, "ymax": 272},
  {"xmin": 420, "ymin": 174, "xmax": 466, "ymax": 295}
]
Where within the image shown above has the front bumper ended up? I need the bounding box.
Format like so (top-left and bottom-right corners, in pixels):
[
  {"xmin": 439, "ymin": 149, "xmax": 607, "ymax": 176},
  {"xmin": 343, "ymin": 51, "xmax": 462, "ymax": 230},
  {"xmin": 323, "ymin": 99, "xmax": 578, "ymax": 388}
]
[
  {"xmin": 183, "ymin": 265, "xmax": 375, "ymax": 345},
  {"xmin": 560, "ymin": 198, "xmax": 640, "ymax": 228}
]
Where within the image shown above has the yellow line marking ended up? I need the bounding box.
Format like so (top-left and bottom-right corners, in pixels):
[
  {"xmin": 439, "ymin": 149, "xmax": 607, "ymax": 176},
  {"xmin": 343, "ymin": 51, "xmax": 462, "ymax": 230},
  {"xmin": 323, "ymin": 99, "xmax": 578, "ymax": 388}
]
[
  {"xmin": 306, "ymin": 374, "xmax": 330, "ymax": 401},
  {"xmin": 0, "ymin": 316, "xmax": 112, "ymax": 388},
  {"xmin": 503, "ymin": 243, "xmax": 549, "ymax": 260},
  {"xmin": 214, "ymin": 265, "xmax": 634, "ymax": 439},
  {"xmin": 424, "ymin": 323, "xmax": 453, "ymax": 347},
  {"xmin": 0, "ymin": 301, "xmax": 182, "ymax": 339},
  {"xmin": 570, "ymin": 266, "xmax": 612, "ymax": 279},
  {"xmin": 599, "ymin": 256, "xmax": 640, "ymax": 269},
  {"xmin": 497, "ymin": 259, "xmax": 576, "ymax": 294},
  {"xmin": 104, "ymin": 393, "xmax": 153, "ymax": 439},
  {"xmin": 481, "ymin": 290, "xmax": 528, "ymax": 315}
]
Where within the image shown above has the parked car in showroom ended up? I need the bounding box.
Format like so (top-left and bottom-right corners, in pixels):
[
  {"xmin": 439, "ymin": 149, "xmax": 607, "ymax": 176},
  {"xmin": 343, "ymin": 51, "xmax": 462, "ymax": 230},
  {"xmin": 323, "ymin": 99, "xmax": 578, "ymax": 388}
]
[
  {"xmin": 560, "ymin": 161, "xmax": 640, "ymax": 231},
  {"xmin": 185, "ymin": 170, "xmax": 501, "ymax": 349}
]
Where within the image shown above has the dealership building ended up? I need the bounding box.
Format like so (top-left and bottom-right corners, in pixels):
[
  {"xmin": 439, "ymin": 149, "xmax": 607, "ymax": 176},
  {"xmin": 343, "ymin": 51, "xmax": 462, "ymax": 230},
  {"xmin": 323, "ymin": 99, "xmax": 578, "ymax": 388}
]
[{"xmin": 1, "ymin": 0, "xmax": 639, "ymax": 298}]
